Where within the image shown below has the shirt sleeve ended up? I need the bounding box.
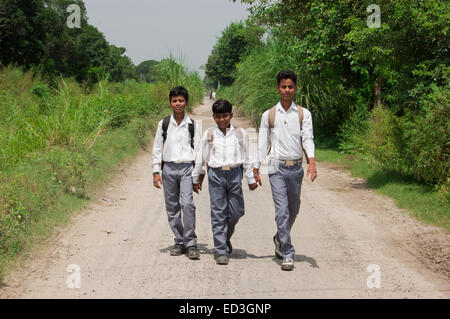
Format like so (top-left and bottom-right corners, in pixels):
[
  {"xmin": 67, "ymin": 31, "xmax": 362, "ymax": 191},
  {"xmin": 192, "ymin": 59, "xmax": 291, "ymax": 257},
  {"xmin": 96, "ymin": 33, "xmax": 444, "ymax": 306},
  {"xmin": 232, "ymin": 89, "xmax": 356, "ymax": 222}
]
[
  {"xmin": 242, "ymin": 130, "xmax": 256, "ymax": 185},
  {"xmin": 255, "ymin": 111, "xmax": 270, "ymax": 169},
  {"xmin": 192, "ymin": 129, "xmax": 209, "ymax": 183},
  {"xmin": 301, "ymin": 108, "xmax": 315, "ymax": 159},
  {"xmin": 152, "ymin": 120, "xmax": 164, "ymax": 173}
]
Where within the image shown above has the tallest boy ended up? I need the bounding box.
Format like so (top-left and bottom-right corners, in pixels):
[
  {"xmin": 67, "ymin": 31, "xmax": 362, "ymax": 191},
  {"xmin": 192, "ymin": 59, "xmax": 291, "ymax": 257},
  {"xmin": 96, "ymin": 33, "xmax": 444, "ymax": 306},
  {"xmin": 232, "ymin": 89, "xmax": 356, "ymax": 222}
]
[{"xmin": 253, "ymin": 70, "xmax": 318, "ymax": 271}]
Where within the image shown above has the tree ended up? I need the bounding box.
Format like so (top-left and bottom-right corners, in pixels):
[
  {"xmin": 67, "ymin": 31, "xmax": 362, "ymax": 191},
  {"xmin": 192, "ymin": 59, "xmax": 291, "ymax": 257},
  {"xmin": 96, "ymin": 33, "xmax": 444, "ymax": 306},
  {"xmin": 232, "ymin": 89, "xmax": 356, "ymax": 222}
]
[
  {"xmin": 205, "ymin": 21, "xmax": 263, "ymax": 86},
  {"xmin": 136, "ymin": 60, "xmax": 160, "ymax": 82},
  {"xmin": 0, "ymin": 0, "xmax": 138, "ymax": 83}
]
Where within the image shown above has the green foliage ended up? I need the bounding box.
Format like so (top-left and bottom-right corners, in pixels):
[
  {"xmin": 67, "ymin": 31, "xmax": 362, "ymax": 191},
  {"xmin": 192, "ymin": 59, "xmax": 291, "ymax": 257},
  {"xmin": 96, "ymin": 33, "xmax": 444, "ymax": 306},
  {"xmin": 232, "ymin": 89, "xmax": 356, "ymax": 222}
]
[
  {"xmin": 136, "ymin": 60, "xmax": 160, "ymax": 83},
  {"xmin": 0, "ymin": 0, "xmax": 137, "ymax": 83},
  {"xmin": 205, "ymin": 21, "xmax": 264, "ymax": 86},
  {"xmin": 154, "ymin": 56, "xmax": 205, "ymax": 108},
  {"xmin": 222, "ymin": 40, "xmax": 338, "ymax": 132},
  {"xmin": 46, "ymin": 148, "xmax": 87, "ymax": 198},
  {"xmin": 0, "ymin": 62, "xmax": 202, "ymax": 277},
  {"xmin": 229, "ymin": 0, "xmax": 449, "ymax": 191},
  {"xmin": 358, "ymin": 83, "xmax": 449, "ymax": 190}
]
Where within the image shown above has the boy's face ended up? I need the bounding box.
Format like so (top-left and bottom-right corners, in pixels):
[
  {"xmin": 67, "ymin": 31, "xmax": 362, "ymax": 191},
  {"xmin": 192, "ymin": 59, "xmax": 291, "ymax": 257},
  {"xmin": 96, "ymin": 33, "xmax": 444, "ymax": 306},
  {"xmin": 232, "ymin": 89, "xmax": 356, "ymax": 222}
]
[
  {"xmin": 213, "ymin": 112, "xmax": 233, "ymax": 130},
  {"xmin": 276, "ymin": 78, "xmax": 297, "ymax": 104},
  {"xmin": 170, "ymin": 95, "xmax": 187, "ymax": 115}
]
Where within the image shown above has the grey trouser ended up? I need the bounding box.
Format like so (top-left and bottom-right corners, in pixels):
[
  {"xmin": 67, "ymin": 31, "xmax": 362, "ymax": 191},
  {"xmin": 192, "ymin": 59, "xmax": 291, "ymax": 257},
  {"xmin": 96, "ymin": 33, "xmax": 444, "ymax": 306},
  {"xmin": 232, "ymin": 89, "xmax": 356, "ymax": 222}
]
[
  {"xmin": 269, "ymin": 163, "xmax": 304, "ymax": 259},
  {"xmin": 162, "ymin": 162, "xmax": 197, "ymax": 247},
  {"xmin": 208, "ymin": 166, "xmax": 245, "ymax": 256}
]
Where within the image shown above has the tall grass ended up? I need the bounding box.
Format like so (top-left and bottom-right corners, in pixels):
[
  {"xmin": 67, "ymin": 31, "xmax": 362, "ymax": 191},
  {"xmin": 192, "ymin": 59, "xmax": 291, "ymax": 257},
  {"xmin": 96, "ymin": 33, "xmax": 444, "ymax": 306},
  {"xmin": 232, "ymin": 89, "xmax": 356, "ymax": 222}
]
[
  {"xmin": 226, "ymin": 40, "xmax": 342, "ymax": 133},
  {"xmin": 223, "ymin": 40, "xmax": 449, "ymax": 229},
  {"xmin": 0, "ymin": 58, "xmax": 203, "ymax": 279},
  {"xmin": 154, "ymin": 55, "xmax": 204, "ymax": 110}
]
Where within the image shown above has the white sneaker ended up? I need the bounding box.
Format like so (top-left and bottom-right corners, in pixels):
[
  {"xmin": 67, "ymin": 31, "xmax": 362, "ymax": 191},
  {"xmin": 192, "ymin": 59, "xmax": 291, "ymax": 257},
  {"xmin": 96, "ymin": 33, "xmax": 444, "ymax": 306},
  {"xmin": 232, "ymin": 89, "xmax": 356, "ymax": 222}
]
[{"xmin": 281, "ymin": 258, "xmax": 294, "ymax": 271}]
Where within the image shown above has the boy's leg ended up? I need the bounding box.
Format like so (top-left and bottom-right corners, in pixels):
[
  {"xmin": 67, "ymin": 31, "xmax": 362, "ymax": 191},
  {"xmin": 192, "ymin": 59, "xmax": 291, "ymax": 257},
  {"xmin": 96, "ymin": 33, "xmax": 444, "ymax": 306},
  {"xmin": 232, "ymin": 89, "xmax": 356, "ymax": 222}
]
[
  {"xmin": 208, "ymin": 168, "xmax": 228, "ymax": 256},
  {"xmin": 269, "ymin": 165, "xmax": 295, "ymax": 259},
  {"xmin": 226, "ymin": 167, "xmax": 245, "ymax": 243},
  {"xmin": 179, "ymin": 163, "xmax": 197, "ymax": 248},
  {"xmin": 286, "ymin": 165, "xmax": 304, "ymax": 230},
  {"xmin": 162, "ymin": 163, "xmax": 184, "ymax": 246}
]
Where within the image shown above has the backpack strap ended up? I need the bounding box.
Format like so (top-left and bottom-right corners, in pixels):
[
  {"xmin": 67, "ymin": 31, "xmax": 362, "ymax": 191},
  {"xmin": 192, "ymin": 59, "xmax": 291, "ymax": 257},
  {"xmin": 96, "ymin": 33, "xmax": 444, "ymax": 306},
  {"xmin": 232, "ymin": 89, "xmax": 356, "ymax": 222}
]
[
  {"xmin": 161, "ymin": 115, "xmax": 171, "ymax": 145},
  {"xmin": 268, "ymin": 105, "xmax": 276, "ymax": 129},
  {"xmin": 267, "ymin": 105, "xmax": 277, "ymax": 155}
]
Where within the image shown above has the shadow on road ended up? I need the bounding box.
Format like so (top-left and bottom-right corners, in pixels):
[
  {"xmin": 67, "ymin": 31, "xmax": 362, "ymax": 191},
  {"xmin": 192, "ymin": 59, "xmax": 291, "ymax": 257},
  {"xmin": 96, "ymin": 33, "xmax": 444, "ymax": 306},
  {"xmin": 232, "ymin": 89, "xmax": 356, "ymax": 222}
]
[
  {"xmin": 230, "ymin": 248, "xmax": 319, "ymax": 269},
  {"xmin": 159, "ymin": 243, "xmax": 214, "ymax": 255},
  {"xmin": 159, "ymin": 245, "xmax": 319, "ymax": 268}
]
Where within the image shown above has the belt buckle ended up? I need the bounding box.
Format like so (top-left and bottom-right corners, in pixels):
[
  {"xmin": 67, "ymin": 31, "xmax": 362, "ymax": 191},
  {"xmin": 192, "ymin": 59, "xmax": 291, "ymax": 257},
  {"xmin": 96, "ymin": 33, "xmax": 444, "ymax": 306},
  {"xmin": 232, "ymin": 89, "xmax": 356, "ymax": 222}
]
[
  {"xmin": 285, "ymin": 160, "xmax": 294, "ymax": 166},
  {"xmin": 222, "ymin": 166, "xmax": 231, "ymax": 171}
]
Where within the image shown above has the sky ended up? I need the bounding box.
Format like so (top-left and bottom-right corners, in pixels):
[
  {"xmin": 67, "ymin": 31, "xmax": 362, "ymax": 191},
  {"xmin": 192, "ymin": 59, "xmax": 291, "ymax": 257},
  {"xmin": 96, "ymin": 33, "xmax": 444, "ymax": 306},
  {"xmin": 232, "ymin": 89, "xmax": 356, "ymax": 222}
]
[{"xmin": 83, "ymin": 0, "xmax": 251, "ymax": 77}]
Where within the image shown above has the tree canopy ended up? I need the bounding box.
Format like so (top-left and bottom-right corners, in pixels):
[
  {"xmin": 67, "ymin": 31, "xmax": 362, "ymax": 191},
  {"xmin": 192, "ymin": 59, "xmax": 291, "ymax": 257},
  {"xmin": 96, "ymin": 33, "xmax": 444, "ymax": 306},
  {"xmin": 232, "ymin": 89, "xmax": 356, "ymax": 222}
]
[
  {"xmin": 205, "ymin": 21, "xmax": 264, "ymax": 86},
  {"xmin": 0, "ymin": 0, "xmax": 138, "ymax": 84}
]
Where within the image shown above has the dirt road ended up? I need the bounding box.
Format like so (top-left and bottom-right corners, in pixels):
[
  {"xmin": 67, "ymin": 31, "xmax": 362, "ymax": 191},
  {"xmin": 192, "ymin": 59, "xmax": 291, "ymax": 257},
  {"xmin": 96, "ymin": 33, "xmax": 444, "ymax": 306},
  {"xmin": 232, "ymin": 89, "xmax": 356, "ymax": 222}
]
[{"xmin": 1, "ymin": 99, "xmax": 449, "ymax": 298}]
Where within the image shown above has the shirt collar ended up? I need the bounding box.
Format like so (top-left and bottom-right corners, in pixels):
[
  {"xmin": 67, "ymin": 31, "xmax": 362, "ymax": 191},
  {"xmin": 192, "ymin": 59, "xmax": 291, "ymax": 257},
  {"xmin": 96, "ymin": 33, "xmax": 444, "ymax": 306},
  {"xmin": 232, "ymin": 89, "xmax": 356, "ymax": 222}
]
[
  {"xmin": 215, "ymin": 123, "xmax": 235, "ymax": 136},
  {"xmin": 170, "ymin": 113, "xmax": 191, "ymax": 126},
  {"xmin": 276, "ymin": 101, "xmax": 297, "ymax": 113}
]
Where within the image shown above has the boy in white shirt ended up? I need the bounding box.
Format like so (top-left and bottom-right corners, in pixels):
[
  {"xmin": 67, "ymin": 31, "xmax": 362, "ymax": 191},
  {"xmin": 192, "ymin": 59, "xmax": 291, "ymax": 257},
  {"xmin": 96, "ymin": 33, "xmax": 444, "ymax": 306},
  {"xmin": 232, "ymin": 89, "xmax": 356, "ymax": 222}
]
[
  {"xmin": 152, "ymin": 86, "xmax": 202, "ymax": 260},
  {"xmin": 192, "ymin": 99, "xmax": 258, "ymax": 265},
  {"xmin": 253, "ymin": 70, "xmax": 318, "ymax": 271}
]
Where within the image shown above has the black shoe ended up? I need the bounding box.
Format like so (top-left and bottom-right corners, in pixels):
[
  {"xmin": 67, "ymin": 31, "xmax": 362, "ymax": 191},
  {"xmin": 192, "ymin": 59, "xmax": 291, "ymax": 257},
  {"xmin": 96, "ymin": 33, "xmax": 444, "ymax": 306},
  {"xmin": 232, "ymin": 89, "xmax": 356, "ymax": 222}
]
[
  {"xmin": 186, "ymin": 246, "xmax": 200, "ymax": 260},
  {"xmin": 216, "ymin": 254, "xmax": 229, "ymax": 265},
  {"xmin": 273, "ymin": 235, "xmax": 283, "ymax": 259},
  {"xmin": 226, "ymin": 240, "xmax": 233, "ymax": 254},
  {"xmin": 170, "ymin": 244, "xmax": 185, "ymax": 256}
]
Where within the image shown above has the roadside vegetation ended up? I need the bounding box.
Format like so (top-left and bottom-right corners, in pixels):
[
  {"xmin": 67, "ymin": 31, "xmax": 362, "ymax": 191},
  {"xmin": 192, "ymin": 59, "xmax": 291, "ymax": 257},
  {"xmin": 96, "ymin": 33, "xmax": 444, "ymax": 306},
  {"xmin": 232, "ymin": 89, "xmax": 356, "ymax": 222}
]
[
  {"xmin": 212, "ymin": 0, "xmax": 449, "ymax": 228},
  {"xmin": 0, "ymin": 58, "xmax": 204, "ymax": 279}
]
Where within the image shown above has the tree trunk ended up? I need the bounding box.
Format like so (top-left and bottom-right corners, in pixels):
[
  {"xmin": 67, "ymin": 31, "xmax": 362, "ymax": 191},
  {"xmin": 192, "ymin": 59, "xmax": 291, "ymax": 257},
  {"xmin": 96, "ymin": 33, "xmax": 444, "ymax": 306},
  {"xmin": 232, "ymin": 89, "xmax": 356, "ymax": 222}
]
[{"xmin": 373, "ymin": 76, "xmax": 386, "ymax": 109}]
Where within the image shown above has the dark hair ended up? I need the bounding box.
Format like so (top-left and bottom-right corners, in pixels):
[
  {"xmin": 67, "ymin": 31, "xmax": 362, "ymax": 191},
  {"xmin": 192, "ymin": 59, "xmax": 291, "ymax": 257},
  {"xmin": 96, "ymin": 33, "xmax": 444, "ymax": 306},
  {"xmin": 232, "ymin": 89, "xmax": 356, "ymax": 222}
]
[
  {"xmin": 212, "ymin": 99, "xmax": 232, "ymax": 114},
  {"xmin": 169, "ymin": 86, "xmax": 189, "ymax": 102},
  {"xmin": 277, "ymin": 70, "xmax": 297, "ymax": 85}
]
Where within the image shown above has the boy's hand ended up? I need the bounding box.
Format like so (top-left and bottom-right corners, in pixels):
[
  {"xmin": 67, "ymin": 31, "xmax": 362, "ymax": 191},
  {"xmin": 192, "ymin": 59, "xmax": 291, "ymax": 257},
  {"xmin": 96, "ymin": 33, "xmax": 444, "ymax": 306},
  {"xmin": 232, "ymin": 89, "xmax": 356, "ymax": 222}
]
[
  {"xmin": 253, "ymin": 168, "xmax": 262, "ymax": 186},
  {"xmin": 249, "ymin": 183, "xmax": 258, "ymax": 191},
  {"xmin": 193, "ymin": 174, "xmax": 205, "ymax": 193},
  {"xmin": 307, "ymin": 158, "xmax": 318, "ymax": 182},
  {"xmin": 153, "ymin": 174, "xmax": 162, "ymax": 189},
  {"xmin": 193, "ymin": 183, "xmax": 200, "ymax": 193}
]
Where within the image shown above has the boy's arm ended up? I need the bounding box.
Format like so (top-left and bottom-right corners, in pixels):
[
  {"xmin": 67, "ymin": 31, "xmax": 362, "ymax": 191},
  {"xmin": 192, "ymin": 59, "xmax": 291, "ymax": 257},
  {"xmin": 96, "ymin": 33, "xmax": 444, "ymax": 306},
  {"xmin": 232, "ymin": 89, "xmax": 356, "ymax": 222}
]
[
  {"xmin": 192, "ymin": 130, "xmax": 208, "ymax": 184},
  {"xmin": 254, "ymin": 111, "xmax": 270, "ymax": 170},
  {"xmin": 301, "ymin": 108, "xmax": 315, "ymax": 160},
  {"xmin": 242, "ymin": 130, "xmax": 256, "ymax": 185},
  {"xmin": 302, "ymin": 109, "xmax": 317, "ymax": 182},
  {"xmin": 253, "ymin": 111, "xmax": 270, "ymax": 186},
  {"xmin": 152, "ymin": 120, "xmax": 164, "ymax": 174}
]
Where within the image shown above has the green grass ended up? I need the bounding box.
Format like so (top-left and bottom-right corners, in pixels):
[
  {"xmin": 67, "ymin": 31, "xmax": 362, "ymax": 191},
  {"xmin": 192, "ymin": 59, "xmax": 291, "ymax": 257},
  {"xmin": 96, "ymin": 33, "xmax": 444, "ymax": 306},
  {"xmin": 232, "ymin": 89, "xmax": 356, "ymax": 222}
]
[
  {"xmin": 315, "ymin": 137, "xmax": 450, "ymax": 229},
  {"xmin": 0, "ymin": 61, "xmax": 203, "ymax": 281}
]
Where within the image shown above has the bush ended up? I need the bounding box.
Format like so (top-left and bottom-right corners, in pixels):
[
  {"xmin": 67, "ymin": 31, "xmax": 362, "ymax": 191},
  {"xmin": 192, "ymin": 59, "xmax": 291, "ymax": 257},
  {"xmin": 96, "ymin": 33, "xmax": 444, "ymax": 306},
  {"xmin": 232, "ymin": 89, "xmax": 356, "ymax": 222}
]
[
  {"xmin": 360, "ymin": 106, "xmax": 407, "ymax": 171},
  {"xmin": 400, "ymin": 86, "xmax": 449, "ymax": 186},
  {"xmin": 357, "ymin": 84, "xmax": 449, "ymax": 190}
]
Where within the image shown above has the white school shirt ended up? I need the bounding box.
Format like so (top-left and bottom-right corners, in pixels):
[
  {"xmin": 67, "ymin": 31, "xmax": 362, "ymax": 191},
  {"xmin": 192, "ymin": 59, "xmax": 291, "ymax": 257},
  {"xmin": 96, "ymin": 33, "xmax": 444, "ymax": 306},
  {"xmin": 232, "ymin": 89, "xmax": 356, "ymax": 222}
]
[
  {"xmin": 255, "ymin": 101, "xmax": 315, "ymax": 174},
  {"xmin": 152, "ymin": 114, "xmax": 202, "ymax": 174},
  {"xmin": 192, "ymin": 124, "xmax": 256, "ymax": 185}
]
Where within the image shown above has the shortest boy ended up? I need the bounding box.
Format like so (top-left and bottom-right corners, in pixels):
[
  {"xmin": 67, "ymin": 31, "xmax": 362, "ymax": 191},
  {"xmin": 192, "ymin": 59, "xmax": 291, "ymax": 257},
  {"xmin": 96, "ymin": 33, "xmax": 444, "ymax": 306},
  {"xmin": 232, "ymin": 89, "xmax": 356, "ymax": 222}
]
[{"xmin": 192, "ymin": 99, "xmax": 258, "ymax": 265}]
